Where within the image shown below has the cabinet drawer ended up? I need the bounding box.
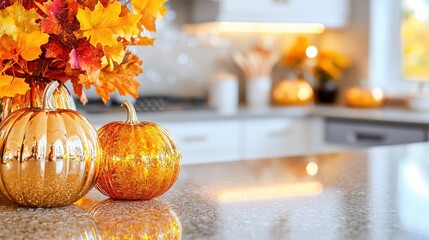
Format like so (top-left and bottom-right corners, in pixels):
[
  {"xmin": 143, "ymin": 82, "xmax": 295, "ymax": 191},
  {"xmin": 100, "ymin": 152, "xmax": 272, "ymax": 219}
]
[
  {"xmin": 325, "ymin": 119, "xmax": 427, "ymax": 147},
  {"xmin": 161, "ymin": 120, "xmax": 241, "ymax": 164},
  {"xmin": 242, "ymin": 118, "xmax": 309, "ymax": 160}
]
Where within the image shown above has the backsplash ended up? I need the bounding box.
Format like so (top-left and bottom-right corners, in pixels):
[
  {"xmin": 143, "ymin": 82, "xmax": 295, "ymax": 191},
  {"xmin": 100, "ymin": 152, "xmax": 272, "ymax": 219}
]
[{"xmin": 82, "ymin": 0, "xmax": 369, "ymax": 104}]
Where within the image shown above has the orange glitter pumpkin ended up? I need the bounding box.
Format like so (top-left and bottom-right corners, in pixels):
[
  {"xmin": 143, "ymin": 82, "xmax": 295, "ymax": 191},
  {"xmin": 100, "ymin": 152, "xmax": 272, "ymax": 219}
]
[
  {"xmin": 272, "ymin": 78, "xmax": 314, "ymax": 105},
  {"xmin": 90, "ymin": 199, "xmax": 181, "ymax": 239},
  {"xmin": 344, "ymin": 86, "xmax": 385, "ymax": 108},
  {"xmin": 96, "ymin": 100, "xmax": 181, "ymax": 200}
]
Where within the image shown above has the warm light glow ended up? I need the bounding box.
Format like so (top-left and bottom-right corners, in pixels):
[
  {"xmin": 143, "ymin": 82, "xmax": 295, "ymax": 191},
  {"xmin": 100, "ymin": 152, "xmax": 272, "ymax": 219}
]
[
  {"xmin": 218, "ymin": 182, "xmax": 323, "ymax": 203},
  {"xmin": 297, "ymin": 87, "xmax": 313, "ymax": 100},
  {"xmin": 372, "ymin": 88, "xmax": 384, "ymax": 101},
  {"xmin": 306, "ymin": 162, "xmax": 319, "ymax": 176},
  {"xmin": 306, "ymin": 45, "xmax": 318, "ymax": 59},
  {"xmin": 183, "ymin": 22, "xmax": 325, "ymax": 34}
]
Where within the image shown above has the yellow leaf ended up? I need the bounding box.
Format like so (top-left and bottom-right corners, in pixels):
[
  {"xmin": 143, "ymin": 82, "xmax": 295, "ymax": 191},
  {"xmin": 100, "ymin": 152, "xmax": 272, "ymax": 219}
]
[
  {"xmin": 18, "ymin": 31, "xmax": 50, "ymax": 61},
  {"xmin": 0, "ymin": 3, "xmax": 41, "ymax": 40},
  {"xmin": 131, "ymin": 0, "xmax": 168, "ymax": 18},
  {"xmin": 0, "ymin": 75, "xmax": 30, "ymax": 98},
  {"xmin": 102, "ymin": 43, "xmax": 126, "ymax": 71},
  {"xmin": 76, "ymin": 1, "xmax": 141, "ymax": 47},
  {"xmin": 130, "ymin": 0, "xmax": 168, "ymax": 32}
]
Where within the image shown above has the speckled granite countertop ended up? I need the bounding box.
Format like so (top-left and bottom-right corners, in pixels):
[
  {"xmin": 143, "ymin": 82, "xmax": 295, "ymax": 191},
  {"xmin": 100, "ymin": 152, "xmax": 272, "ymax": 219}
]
[
  {"xmin": 1, "ymin": 142, "xmax": 429, "ymax": 239},
  {"xmin": 79, "ymin": 104, "xmax": 429, "ymax": 127}
]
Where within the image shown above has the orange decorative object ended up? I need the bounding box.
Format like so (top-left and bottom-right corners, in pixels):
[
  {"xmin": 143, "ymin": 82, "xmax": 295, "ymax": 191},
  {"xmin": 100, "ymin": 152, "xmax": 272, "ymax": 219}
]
[
  {"xmin": 96, "ymin": 100, "xmax": 181, "ymax": 200},
  {"xmin": 1, "ymin": 78, "xmax": 76, "ymax": 121},
  {"xmin": 345, "ymin": 86, "xmax": 385, "ymax": 108},
  {"xmin": 91, "ymin": 199, "xmax": 181, "ymax": 239},
  {"xmin": 0, "ymin": 81, "xmax": 101, "ymax": 208},
  {"xmin": 272, "ymin": 78, "xmax": 314, "ymax": 105}
]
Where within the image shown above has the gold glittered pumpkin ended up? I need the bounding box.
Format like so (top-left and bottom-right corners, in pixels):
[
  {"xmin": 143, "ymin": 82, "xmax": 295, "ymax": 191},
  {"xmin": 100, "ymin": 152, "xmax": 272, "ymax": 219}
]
[
  {"xmin": 272, "ymin": 78, "xmax": 314, "ymax": 105},
  {"xmin": 96, "ymin": 100, "xmax": 181, "ymax": 200},
  {"xmin": 91, "ymin": 199, "xmax": 181, "ymax": 239},
  {"xmin": 0, "ymin": 81, "xmax": 101, "ymax": 207},
  {"xmin": 344, "ymin": 86, "xmax": 385, "ymax": 108}
]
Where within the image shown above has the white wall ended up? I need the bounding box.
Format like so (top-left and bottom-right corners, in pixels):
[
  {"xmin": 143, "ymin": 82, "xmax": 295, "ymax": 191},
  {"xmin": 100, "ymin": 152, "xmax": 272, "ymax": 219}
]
[{"xmin": 83, "ymin": 0, "xmax": 370, "ymax": 103}]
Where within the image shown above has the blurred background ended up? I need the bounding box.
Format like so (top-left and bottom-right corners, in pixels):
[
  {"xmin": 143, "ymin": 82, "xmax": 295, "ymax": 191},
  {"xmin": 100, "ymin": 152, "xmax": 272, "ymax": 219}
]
[{"xmin": 77, "ymin": 0, "xmax": 429, "ymax": 164}]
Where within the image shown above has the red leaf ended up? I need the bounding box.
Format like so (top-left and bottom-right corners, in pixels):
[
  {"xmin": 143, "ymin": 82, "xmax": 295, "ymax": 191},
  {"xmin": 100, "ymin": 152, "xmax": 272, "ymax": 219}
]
[
  {"xmin": 44, "ymin": 38, "xmax": 71, "ymax": 61},
  {"xmin": 41, "ymin": 0, "xmax": 79, "ymax": 34},
  {"xmin": 68, "ymin": 38, "xmax": 103, "ymax": 73}
]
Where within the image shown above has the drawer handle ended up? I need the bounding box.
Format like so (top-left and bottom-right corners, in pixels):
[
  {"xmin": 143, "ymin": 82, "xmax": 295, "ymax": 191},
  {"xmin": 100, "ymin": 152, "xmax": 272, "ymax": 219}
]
[
  {"xmin": 348, "ymin": 132, "xmax": 385, "ymax": 143},
  {"xmin": 181, "ymin": 135, "xmax": 207, "ymax": 143},
  {"xmin": 268, "ymin": 128, "xmax": 291, "ymax": 138}
]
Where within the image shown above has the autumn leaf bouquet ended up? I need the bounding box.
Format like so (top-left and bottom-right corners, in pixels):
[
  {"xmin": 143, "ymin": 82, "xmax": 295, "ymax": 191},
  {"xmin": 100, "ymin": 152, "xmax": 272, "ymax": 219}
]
[
  {"xmin": 314, "ymin": 51, "xmax": 350, "ymax": 82},
  {"xmin": 281, "ymin": 36, "xmax": 311, "ymax": 77},
  {"xmin": 0, "ymin": 0, "xmax": 168, "ymax": 103}
]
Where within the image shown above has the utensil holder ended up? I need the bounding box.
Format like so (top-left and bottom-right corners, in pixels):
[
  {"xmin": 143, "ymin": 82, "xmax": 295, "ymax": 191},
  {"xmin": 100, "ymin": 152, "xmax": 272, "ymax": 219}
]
[{"xmin": 246, "ymin": 76, "xmax": 272, "ymax": 108}]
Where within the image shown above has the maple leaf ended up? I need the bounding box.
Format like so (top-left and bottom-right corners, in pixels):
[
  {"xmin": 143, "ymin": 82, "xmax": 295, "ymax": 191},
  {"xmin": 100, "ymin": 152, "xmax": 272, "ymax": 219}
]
[
  {"xmin": 0, "ymin": 75, "xmax": 30, "ymax": 97},
  {"xmin": 69, "ymin": 38, "xmax": 103, "ymax": 73},
  {"xmin": 133, "ymin": 36, "xmax": 155, "ymax": 46},
  {"xmin": 76, "ymin": 1, "xmax": 142, "ymax": 47},
  {"xmin": 130, "ymin": 0, "xmax": 168, "ymax": 32},
  {"xmin": 18, "ymin": 31, "xmax": 50, "ymax": 61},
  {"xmin": 102, "ymin": 43, "xmax": 126, "ymax": 71},
  {"xmin": 75, "ymin": 0, "xmax": 109, "ymax": 10},
  {"xmin": 95, "ymin": 52, "xmax": 142, "ymax": 103},
  {"xmin": 0, "ymin": 31, "xmax": 49, "ymax": 62},
  {"xmin": 0, "ymin": 3, "xmax": 40, "ymax": 40},
  {"xmin": 44, "ymin": 38, "xmax": 71, "ymax": 61},
  {"xmin": 0, "ymin": 34, "xmax": 17, "ymax": 60},
  {"xmin": 0, "ymin": 4, "xmax": 49, "ymax": 61},
  {"xmin": 40, "ymin": 0, "xmax": 79, "ymax": 35}
]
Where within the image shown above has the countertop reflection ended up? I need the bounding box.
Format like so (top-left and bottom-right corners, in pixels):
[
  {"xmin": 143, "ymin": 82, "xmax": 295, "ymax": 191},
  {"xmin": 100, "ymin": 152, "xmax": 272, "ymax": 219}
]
[{"xmin": 1, "ymin": 142, "xmax": 429, "ymax": 239}]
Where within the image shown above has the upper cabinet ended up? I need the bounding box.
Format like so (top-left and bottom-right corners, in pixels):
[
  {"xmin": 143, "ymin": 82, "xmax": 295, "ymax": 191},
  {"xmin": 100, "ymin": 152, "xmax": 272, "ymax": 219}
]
[{"xmin": 189, "ymin": 0, "xmax": 350, "ymax": 28}]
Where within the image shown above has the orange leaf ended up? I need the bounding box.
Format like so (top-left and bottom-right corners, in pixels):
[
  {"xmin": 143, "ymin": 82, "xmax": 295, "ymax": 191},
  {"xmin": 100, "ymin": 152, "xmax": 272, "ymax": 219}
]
[
  {"xmin": 0, "ymin": 34, "xmax": 17, "ymax": 60},
  {"xmin": 96, "ymin": 52, "xmax": 142, "ymax": 103},
  {"xmin": 134, "ymin": 36, "xmax": 155, "ymax": 46},
  {"xmin": 0, "ymin": 75, "xmax": 30, "ymax": 97},
  {"xmin": 18, "ymin": 31, "xmax": 50, "ymax": 61}
]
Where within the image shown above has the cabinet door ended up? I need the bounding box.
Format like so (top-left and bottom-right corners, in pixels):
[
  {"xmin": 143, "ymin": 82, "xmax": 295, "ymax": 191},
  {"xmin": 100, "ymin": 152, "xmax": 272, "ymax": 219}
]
[
  {"xmin": 242, "ymin": 118, "xmax": 310, "ymax": 160},
  {"xmin": 162, "ymin": 120, "xmax": 241, "ymax": 165},
  {"xmin": 325, "ymin": 119, "xmax": 428, "ymax": 147}
]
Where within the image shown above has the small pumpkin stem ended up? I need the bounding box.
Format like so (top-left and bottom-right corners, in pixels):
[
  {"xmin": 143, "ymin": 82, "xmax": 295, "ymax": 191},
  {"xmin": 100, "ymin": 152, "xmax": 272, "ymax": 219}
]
[
  {"xmin": 122, "ymin": 100, "xmax": 139, "ymax": 124},
  {"xmin": 42, "ymin": 81, "xmax": 60, "ymax": 110}
]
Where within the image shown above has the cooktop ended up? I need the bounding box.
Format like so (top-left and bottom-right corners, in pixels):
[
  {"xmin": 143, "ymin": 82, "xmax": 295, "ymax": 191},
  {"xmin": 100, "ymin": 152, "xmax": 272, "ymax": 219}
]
[{"xmin": 76, "ymin": 96, "xmax": 210, "ymax": 114}]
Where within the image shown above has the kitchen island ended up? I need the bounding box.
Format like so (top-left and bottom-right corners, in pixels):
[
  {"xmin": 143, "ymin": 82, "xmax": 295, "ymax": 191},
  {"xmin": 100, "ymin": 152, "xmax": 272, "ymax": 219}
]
[{"xmin": 1, "ymin": 142, "xmax": 429, "ymax": 239}]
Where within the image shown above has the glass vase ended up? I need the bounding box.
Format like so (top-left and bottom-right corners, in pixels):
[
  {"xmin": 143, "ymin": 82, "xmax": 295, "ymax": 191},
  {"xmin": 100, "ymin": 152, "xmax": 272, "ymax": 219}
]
[
  {"xmin": 315, "ymin": 78, "xmax": 338, "ymax": 104},
  {"xmin": 0, "ymin": 77, "xmax": 76, "ymax": 121}
]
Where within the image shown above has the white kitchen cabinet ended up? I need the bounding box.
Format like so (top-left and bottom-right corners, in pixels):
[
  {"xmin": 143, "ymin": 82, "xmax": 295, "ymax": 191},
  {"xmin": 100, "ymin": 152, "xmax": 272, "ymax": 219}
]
[
  {"xmin": 192, "ymin": 0, "xmax": 350, "ymax": 28},
  {"xmin": 162, "ymin": 120, "xmax": 241, "ymax": 165},
  {"xmin": 308, "ymin": 117, "xmax": 355, "ymax": 154},
  {"xmin": 161, "ymin": 117, "xmax": 313, "ymax": 164},
  {"xmin": 242, "ymin": 118, "xmax": 310, "ymax": 160}
]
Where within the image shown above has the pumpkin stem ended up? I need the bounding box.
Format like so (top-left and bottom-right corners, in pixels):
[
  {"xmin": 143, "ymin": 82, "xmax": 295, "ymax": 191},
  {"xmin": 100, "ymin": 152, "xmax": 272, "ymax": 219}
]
[
  {"xmin": 122, "ymin": 100, "xmax": 139, "ymax": 124},
  {"xmin": 42, "ymin": 81, "xmax": 60, "ymax": 110}
]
